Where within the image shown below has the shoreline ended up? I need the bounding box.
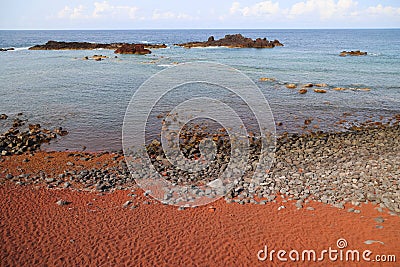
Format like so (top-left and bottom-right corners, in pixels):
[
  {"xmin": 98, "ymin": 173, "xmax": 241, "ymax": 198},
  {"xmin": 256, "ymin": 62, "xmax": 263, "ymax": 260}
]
[
  {"xmin": 1, "ymin": 122, "xmax": 399, "ymax": 213},
  {"xmin": 1, "ymin": 122, "xmax": 399, "ymax": 265}
]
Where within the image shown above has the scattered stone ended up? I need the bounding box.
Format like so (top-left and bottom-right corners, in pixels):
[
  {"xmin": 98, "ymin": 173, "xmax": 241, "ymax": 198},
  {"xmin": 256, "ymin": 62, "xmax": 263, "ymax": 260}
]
[
  {"xmin": 259, "ymin": 77, "xmax": 276, "ymax": 82},
  {"xmin": 375, "ymin": 225, "xmax": 384, "ymax": 229},
  {"xmin": 315, "ymin": 83, "xmax": 328, "ymax": 87},
  {"xmin": 0, "ymin": 114, "xmax": 8, "ymax": 120},
  {"xmin": 56, "ymin": 199, "xmax": 69, "ymax": 206},
  {"xmin": 374, "ymin": 217, "xmax": 384, "ymax": 223},
  {"xmin": 364, "ymin": 240, "xmax": 384, "ymax": 245},
  {"xmin": 306, "ymin": 207, "xmax": 315, "ymax": 211},
  {"xmin": 347, "ymin": 208, "xmax": 355, "ymax": 213},
  {"xmin": 314, "ymin": 89, "xmax": 327, "ymax": 93},
  {"xmin": 298, "ymin": 89, "xmax": 307, "ymax": 94},
  {"xmin": 286, "ymin": 84, "xmax": 297, "ymax": 89},
  {"xmin": 122, "ymin": 200, "xmax": 132, "ymax": 208},
  {"xmin": 278, "ymin": 205, "xmax": 285, "ymax": 211}
]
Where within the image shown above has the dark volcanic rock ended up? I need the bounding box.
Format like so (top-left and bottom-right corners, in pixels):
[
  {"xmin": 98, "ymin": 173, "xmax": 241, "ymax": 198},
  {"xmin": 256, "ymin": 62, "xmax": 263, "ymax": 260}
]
[
  {"xmin": 340, "ymin": 50, "xmax": 367, "ymax": 57},
  {"xmin": 114, "ymin": 44, "xmax": 151, "ymax": 55},
  {"xmin": 0, "ymin": 116, "xmax": 68, "ymax": 155},
  {"xmin": 29, "ymin": 41, "xmax": 166, "ymax": 51},
  {"xmin": 0, "ymin": 48, "xmax": 14, "ymax": 52},
  {"xmin": 176, "ymin": 34, "xmax": 284, "ymax": 48}
]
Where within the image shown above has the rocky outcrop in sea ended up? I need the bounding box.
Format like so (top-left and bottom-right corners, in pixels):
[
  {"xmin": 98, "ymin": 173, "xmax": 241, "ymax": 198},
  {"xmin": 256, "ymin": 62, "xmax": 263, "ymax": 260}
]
[{"xmin": 176, "ymin": 34, "xmax": 284, "ymax": 48}]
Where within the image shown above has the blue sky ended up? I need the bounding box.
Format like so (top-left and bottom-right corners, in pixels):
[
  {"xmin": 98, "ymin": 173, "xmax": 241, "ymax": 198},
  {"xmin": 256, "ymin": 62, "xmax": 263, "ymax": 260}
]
[{"xmin": 1, "ymin": 0, "xmax": 399, "ymax": 29}]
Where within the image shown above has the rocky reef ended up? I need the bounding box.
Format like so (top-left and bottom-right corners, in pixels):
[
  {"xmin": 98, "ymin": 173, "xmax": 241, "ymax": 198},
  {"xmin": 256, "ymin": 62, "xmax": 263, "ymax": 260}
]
[
  {"xmin": 29, "ymin": 41, "xmax": 166, "ymax": 54},
  {"xmin": 176, "ymin": 34, "xmax": 283, "ymax": 48}
]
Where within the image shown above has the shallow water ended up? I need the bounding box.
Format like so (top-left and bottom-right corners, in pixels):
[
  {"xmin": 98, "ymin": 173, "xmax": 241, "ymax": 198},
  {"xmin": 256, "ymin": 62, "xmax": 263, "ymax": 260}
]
[{"xmin": 0, "ymin": 29, "xmax": 399, "ymax": 151}]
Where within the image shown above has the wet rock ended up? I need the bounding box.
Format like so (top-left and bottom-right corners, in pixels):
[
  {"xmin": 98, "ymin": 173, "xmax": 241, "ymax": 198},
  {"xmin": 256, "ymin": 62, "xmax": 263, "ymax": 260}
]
[{"xmin": 340, "ymin": 50, "xmax": 367, "ymax": 57}]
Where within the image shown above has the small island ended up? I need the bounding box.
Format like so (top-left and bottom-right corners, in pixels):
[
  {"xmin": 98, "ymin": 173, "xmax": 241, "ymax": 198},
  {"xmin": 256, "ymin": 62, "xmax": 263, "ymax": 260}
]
[{"xmin": 176, "ymin": 34, "xmax": 283, "ymax": 48}]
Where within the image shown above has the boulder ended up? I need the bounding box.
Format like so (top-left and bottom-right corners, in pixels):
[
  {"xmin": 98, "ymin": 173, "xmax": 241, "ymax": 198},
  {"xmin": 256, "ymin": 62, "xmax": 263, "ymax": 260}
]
[
  {"xmin": 259, "ymin": 77, "xmax": 276, "ymax": 82},
  {"xmin": 340, "ymin": 50, "xmax": 367, "ymax": 57},
  {"xmin": 315, "ymin": 83, "xmax": 328, "ymax": 87},
  {"xmin": 298, "ymin": 89, "xmax": 308, "ymax": 94},
  {"xmin": 286, "ymin": 84, "xmax": 297, "ymax": 89},
  {"xmin": 314, "ymin": 89, "xmax": 327, "ymax": 93}
]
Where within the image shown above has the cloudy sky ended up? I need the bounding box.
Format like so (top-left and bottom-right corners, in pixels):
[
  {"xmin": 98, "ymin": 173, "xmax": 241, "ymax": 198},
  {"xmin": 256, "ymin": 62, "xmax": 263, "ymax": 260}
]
[{"xmin": 1, "ymin": 0, "xmax": 399, "ymax": 29}]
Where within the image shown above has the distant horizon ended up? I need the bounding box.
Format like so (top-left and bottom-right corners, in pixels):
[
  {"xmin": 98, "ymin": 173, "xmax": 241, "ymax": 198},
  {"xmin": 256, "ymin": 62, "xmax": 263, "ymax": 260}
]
[{"xmin": 1, "ymin": 27, "xmax": 399, "ymax": 31}]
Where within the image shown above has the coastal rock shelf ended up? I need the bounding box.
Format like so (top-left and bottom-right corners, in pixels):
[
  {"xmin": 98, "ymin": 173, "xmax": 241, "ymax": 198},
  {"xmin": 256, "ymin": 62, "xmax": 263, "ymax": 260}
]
[
  {"xmin": 28, "ymin": 41, "xmax": 167, "ymax": 54},
  {"xmin": 176, "ymin": 34, "xmax": 284, "ymax": 48}
]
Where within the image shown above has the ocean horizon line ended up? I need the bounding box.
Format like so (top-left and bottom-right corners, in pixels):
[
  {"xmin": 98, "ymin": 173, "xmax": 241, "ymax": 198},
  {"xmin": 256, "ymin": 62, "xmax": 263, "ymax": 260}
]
[{"xmin": 1, "ymin": 27, "xmax": 399, "ymax": 31}]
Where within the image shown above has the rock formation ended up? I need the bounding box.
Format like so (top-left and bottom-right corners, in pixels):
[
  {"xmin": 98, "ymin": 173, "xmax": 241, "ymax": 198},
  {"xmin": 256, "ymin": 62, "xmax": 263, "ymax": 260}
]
[
  {"xmin": 339, "ymin": 50, "xmax": 367, "ymax": 57},
  {"xmin": 29, "ymin": 41, "xmax": 166, "ymax": 54},
  {"xmin": 176, "ymin": 34, "xmax": 283, "ymax": 48}
]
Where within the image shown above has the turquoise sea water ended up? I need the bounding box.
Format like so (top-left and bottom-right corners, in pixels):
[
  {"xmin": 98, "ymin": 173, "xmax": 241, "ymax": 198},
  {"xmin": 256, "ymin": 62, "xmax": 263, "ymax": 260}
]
[{"xmin": 0, "ymin": 29, "xmax": 399, "ymax": 151}]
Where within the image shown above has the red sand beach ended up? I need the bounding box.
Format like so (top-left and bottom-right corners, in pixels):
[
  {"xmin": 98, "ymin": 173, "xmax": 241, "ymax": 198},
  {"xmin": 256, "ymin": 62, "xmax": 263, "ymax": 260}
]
[{"xmin": 1, "ymin": 152, "xmax": 399, "ymax": 266}]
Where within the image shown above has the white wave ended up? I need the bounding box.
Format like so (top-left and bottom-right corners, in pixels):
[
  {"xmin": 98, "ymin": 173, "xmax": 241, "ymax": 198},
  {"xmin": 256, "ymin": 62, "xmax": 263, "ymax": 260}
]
[
  {"xmin": 187, "ymin": 46, "xmax": 226, "ymax": 49},
  {"xmin": 3, "ymin": 47, "xmax": 30, "ymax": 51}
]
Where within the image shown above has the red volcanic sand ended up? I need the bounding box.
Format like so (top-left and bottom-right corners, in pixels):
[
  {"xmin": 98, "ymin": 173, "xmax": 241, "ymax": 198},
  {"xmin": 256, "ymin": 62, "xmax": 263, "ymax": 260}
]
[{"xmin": 1, "ymin": 153, "xmax": 400, "ymax": 266}]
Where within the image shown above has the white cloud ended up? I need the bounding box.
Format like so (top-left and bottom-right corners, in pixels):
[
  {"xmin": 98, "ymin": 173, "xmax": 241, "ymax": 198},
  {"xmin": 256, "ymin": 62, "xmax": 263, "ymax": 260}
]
[
  {"xmin": 92, "ymin": 1, "xmax": 138, "ymax": 19},
  {"xmin": 287, "ymin": 0, "xmax": 358, "ymax": 20},
  {"xmin": 230, "ymin": 1, "xmax": 280, "ymax": 17},
  {"xmin": 57, "ymin": 1, "xmax": 138, "ymax": 20},
  {"xmin": 58, "ymin": 5, "xmax": 87, "ymax": 19},
  {"xmin": 366, "ymin": 4, "xmax": 400, "ymax": 17},
  {"xmin": 229, "ymin": 0, "xmax": 400, "ymax": 21},
  {"xmin": 152, "ymin": 10, "xmax": 193, "ymax": 20}
]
